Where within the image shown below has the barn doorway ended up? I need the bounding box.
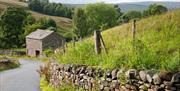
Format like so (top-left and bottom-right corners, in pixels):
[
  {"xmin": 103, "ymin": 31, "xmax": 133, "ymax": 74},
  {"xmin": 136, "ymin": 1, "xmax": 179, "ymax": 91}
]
[{"xmin": 35, "ymin": 50, "xmax": 40, "ymax": 57}]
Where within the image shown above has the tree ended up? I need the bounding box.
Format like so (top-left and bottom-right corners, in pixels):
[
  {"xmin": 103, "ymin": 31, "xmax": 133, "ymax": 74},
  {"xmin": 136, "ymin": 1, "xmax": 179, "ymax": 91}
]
[
  {"xmin": 85, "ymin": 3, "xmax": 118, "ymax": 32},
  {"xmin": 114, "ymin": 5, "xmax": 123, "ymax": 18},
  {"xmin": 121, "ymin": 10, "xmax": 142, "ymax": 23},
  {"xmin": 38, "ymin": 17, "xmax": 57, "ymax": 31},
  {"xmin": 24, "ymin": 14, "xmax": 36, "ymax": 25},
  {"xmin": 72, "ymin": 8, "xmax": 88, "ymax": 38},
  {"xmin": 143, "ymin": 4, "xmax": 168, "ymax": 17},
  {"xmin": 28, "ymin": 0, "xmax": 73, "ymax": 18},
  {"xmin": 0, "ymin": 7, "xmax": 28, "ymax": 48},
  {"xmin": 23, "ymin": 23, "xmax": 43, "ymax": 36},
  {"xmin": 28, "ymin": 0, "xmax": 43, "ymax": 12}
]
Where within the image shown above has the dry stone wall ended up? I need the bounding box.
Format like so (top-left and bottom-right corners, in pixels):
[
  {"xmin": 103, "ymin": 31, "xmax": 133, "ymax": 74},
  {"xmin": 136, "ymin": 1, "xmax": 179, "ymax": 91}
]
[{"xmin": 39, "ymin": 61, "xmax": 180, "ymax": 91}]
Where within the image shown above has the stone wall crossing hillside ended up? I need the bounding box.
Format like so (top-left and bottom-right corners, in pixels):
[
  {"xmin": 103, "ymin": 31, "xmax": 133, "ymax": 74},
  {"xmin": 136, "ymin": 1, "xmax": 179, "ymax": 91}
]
[{"xmin": 39, "ymin": 60, "xmax": 180, "ymax": 91}]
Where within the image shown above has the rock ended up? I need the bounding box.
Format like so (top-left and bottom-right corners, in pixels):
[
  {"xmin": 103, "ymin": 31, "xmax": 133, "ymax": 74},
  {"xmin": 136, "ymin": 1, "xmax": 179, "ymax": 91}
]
[
  {"xmin": 160, "ymin": 84, "xmax": 165, "ymax": 88},
  {"xmin": 112, "ymin": 69, "xmax": 119, "ymax": 80},
  {"xmin": 139, "ymin": 85, "xmax": 148, "ymax": 90},
  {"xmin": 130, "ymin": 85, "xmax": 138, "ymax": 90},
  {"xmin": 146, "ymin": 70, "xmax": 155, "ymax": 83},
  {"xmin": 111, "ymin": 80, "xmax": 120, "ymax": 89},
  {"xmin": 153, "ymin": 74, "xmax": 161, "ymax": 85},
  {"xmin": 146, "ymin": 74, "xmax": 153, "ymax": 83},
  {"xmin": 171, "ymin": 72, "xmax": 180, "ymax": 83},
  {"xmin": 125, "ymin": 84, "xmax": 132, "ymax": 89},
  {"xmin": 138, "ymin": 81, "xmax": 144, "ymax": 85},
  {"xmin": 159, "ymin": 71, "xmax": 174, "ymax": 81},
  {"xmin": 139, "ymin": 70, "xmax": 147, "ymax": 82},
  {"xmin": 101, "ymin": 79, "xmax": 109, "ymax": 87},
  {"xmin": 86, "ymin": 66, "xmax": 94, "ymax": 77},
  {"xmin": 97, "ymin": 68, "xmax": 104, "ymax": 77},
  {"xmin": 106, "ymin": 78, "xmax": 112, "ymax": 82},
  {"xmin": 126, "ymin": 69, "xmax": 137, "ymax": 79},
  {"xmin": 100, "ymin": 84, "xmax": 104, "ymax": 91},
  {"xmin": 106, "ymin": 69, "xmax": 112, "ymax": 78},
  {"xmin": 148, "ymin": 89, "xmax": 154, "ymax": 91},
  {"xmin": 104, "ymin": 87, "xmax": 110, "ymax": 91},
  {"xmin": 145, "ymin": 83, "xmax": 151, "ymax": 88},
  {"xmin": 163, "ymin": 81, "xmax": 172, "ymax": 86},
  {"xmin": 79, "ymin": 66, "xmax": 86, "ymax": 74}
]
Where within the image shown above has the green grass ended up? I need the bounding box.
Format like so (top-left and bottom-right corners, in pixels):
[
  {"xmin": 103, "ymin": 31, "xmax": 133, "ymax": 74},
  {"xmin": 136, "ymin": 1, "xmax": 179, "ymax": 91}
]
[
  {"xmin": 54, "ymin": 10, "xmax": 180, "ymax": 72},
  {"xmin": 0, "ymin": 57, "xmax": 20, "ymax": 71},
  {"xmin": 40, "ymin": 76, "xmax": 83, "ymax": 91}
]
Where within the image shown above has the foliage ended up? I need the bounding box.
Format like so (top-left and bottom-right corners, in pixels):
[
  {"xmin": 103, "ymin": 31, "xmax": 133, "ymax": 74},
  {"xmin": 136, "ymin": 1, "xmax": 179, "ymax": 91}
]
[
  {"xmin": 55, "ymin": 10, "xmax": 180, "ymax": 72},
  {"xmin": 28, "ymin": 0, "xmax": 73, "ymax": 18},
  {"xmin": 38, "ymin": 17, "xmax": 57, "ymax": 30},
  {"xmin": 121, "ymin": 10, "xmax": 142, "ymax": 23},
  {"xmin": 72, "ymin": 3, "xmax": 118, "ymax": 39},
  {"xmin": 0, "ymin": 7, "xmax": 29, "ymax": 48},
  {"xmin": 85, "ymin": 3, "xmax": 118, "ymax": 32},
  {"xmin": 143, "ymin": 4, "xmax": 168, "ymax": 17},
  {"xmin": 43, "ymin": 49, "xmax": 54, "ymax": 57},
  {"xmin": 23, "ymin": 23, "xmax": 43, "ymax": 36},
  {"xmin": 72, "ymin": 8, "xmax": 88, "ymax": 38}
]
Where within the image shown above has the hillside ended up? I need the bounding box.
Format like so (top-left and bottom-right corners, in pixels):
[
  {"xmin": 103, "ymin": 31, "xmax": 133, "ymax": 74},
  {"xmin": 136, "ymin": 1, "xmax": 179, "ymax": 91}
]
[
  {"xmin": 55, "ymin": 9, "xmax": 180, "ymax": 72},
  {"xmin": 63, "ymin": 1, "xmax": 180, "ymax": 12},
  {"xmin": 0, "ymin": 0, "xmax": 72, "ymax": 30}
]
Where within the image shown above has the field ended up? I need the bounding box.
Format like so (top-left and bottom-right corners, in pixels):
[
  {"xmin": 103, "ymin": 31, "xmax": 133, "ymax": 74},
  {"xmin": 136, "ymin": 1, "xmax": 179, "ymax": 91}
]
[
  {"xmin": 55, "ymin": 9, "xmax": 180, "ymax": 72},
  {"xmin": 0, "ymin": 0, "xmax": 72, "ymax": 30}
]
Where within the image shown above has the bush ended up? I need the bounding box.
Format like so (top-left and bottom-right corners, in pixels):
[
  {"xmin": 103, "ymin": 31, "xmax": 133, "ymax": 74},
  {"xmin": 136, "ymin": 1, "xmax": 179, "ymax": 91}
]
[{"xmin": 43, "ymin": 49, "xmax": 54, "ymax": 57}]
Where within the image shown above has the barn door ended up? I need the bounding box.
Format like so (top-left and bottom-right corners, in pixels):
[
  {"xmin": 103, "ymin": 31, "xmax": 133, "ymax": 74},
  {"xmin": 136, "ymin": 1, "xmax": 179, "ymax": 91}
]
[{"xmin": 35, "ymin": 50, "xmax": 40, "ymax": 57}]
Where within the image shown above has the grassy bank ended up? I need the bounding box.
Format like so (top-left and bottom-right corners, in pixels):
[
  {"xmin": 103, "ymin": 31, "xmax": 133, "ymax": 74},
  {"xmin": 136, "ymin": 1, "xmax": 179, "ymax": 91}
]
[
  {"xmin": 0, "ymin": 57, "xmax": 20, "ymax": 71},
  {"xmin": 40, "ymin": 76, "xmax": 79, "ymax": 91},
  {"xmin": 55, "ymin": 9, "xmax": 180, "ymax": 72}
]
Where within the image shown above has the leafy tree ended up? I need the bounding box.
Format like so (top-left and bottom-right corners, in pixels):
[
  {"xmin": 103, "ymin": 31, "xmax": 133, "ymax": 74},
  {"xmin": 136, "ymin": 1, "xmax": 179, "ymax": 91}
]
[
  {"xmin": 23, "ymin": 23, "xmax": 43, "ymax": 37},
  {"xmin": 29, "ymin": 0, "xmax": 43, "ymax": 12},
  {"xmin": 143, "ymin": 4, "xmax": 168, "ymax": 17},
  {"xmin": 0, "ymin": 7, "xmax": 28, "ymax": 48},
  {"xmin": 72, "ymin": 8, "xmax": 88, "ymax": 38},
  {"xmin": 54, "ymin": 5, "xmax": 64, "ymax": 16},
  {"xmin": 114, "ymin": 5, "xmax": 123, "ymax": 18},
  {"xmin": 38, "ymin": 17, "xmax": 57, "ymax": 30},
  {"xmin": 24, "ymin": 15, "xmax": 36, "ymax": 25},
  {"xmin": 28, "ymin": 0, "xmax": 73, "ymax": 18},
  {"xmin": 121, "ymin": 10, "xmax": 142, "ymax": 23},
  {"xmin": 85, "ymin": 3, "xmax": 118, "ymax": 32}
]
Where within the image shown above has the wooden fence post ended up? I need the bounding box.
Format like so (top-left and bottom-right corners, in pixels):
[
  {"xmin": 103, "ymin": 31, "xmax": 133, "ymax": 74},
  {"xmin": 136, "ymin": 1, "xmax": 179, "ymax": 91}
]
[
  {"xmin": 132, "ymin": 19, "xmax": 136, "ymax": 41},
  {"xmin": 73, "ymin": 37, "xmax": 76, "ymax": 47},
  {"xmin": 100, "ymin": 34, "xmax": 108, "ymax": 54},
  {"xmin": 94, "ymin": 30, "xmax": 101, "ymax": 54},
  {"xmin": 62, "ymin": 38, "xmax": 66, "ymax": 54}
]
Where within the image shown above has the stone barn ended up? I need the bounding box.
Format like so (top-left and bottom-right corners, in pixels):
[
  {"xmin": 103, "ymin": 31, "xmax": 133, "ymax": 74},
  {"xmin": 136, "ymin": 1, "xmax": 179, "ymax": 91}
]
[{"xmin": 26, "ymin": 29, "xmax": 63, "ymax": 57}]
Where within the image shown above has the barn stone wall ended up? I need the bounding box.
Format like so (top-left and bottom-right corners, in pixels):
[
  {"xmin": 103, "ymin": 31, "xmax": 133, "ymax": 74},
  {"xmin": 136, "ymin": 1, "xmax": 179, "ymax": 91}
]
[
  {"xmin": 42, "ymin": 32, "xmax": 63, "ymax": 51},
  {"xmin": 26, "ymin": 38, "xmax": 42, "ymax": 56}
]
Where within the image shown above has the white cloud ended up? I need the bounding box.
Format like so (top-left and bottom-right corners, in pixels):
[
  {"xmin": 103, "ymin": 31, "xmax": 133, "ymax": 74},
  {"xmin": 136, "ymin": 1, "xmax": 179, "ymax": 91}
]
[{"xmin": 50, "ymin": 0, "xmax": 180, "ymax": 4}]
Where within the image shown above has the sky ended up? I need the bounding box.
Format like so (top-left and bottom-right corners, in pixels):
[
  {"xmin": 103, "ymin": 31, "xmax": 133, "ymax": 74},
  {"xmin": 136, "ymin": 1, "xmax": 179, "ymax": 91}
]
[{"xmin": 49, "ymin": 0, "xmax": 180, "ymax": 4}]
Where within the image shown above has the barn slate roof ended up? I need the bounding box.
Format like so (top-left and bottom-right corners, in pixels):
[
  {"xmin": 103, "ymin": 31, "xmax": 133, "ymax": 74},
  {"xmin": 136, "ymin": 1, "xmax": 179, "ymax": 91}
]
[{"xmin": 26, "ymin": 29, "xmax": 54, "ymax": 40}]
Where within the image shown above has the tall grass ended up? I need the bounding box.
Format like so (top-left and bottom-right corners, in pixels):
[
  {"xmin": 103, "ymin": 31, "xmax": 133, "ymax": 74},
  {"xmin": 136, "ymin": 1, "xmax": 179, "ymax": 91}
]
[{"xmin": 55, "ymin": 10, "xmax": 180, "ymax": 72}]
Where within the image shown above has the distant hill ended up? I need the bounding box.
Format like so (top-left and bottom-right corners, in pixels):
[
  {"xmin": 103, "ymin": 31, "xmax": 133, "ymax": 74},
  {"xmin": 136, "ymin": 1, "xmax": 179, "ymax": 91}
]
[
  {"xmin": 0, "ymin": 0, "xmax": 72, "ymax": 30},
  {"xmin": 117, "ymin": 1, "xmax": 180, "ymax": 12},
  {"xmin": 63, "ymin": 1, "xmax": 180, "ymax": 12}
]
